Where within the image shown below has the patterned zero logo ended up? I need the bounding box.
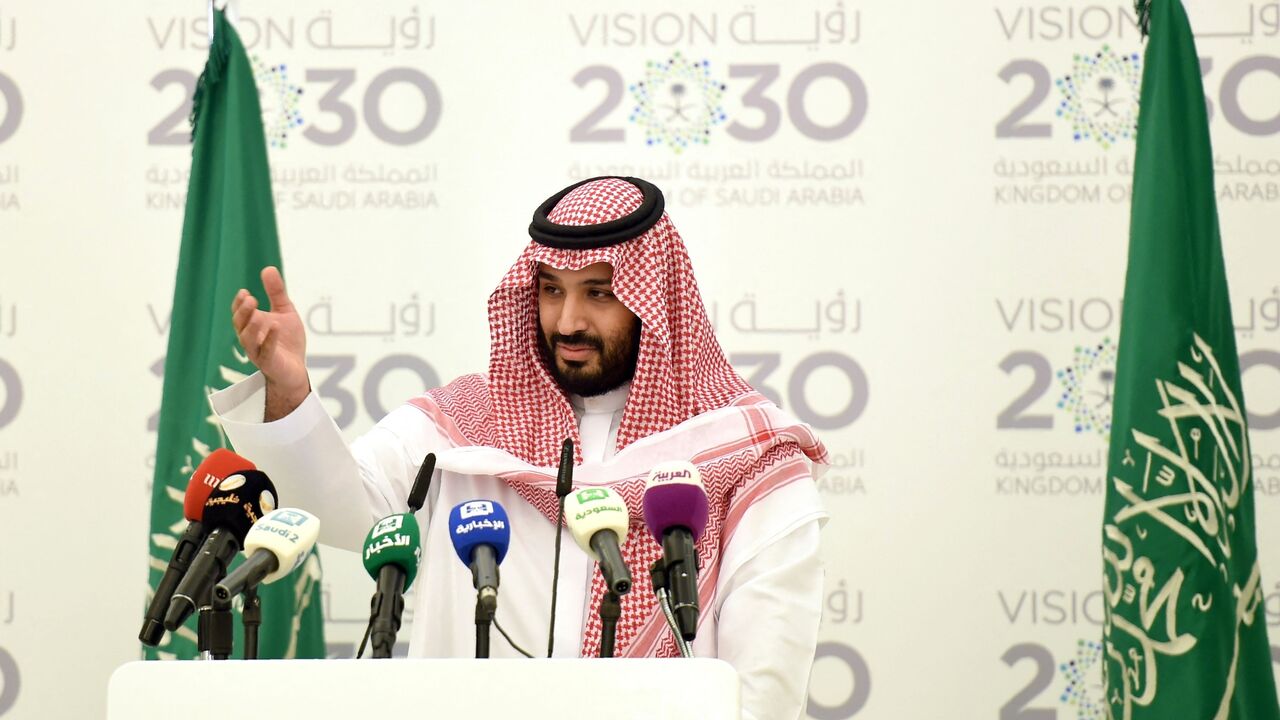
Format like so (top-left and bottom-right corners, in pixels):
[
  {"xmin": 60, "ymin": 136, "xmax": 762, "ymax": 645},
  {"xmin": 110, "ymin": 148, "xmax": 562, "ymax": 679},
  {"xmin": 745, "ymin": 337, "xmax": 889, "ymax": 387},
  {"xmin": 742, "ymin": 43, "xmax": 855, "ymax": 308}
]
[
  {"xmin": 807, "ymin": 642, "xmax": 870, "ymax": 719},
  {"xmin": 1240, "ymin": 350, "xmax": 1280, "ymax": 429},
  {"xmin": 732, "ymin": 352, "xmax": 869, "ymax": 430},
  {"xmin": 310, "ymin": 354, "xmax": 441, "ymax": 430},
  {"xmin": 0, "ymin": 74, "xmax": 20, "ymax": 145},
  {"xmin": 0, "ymin": 360, "xmax": 21, "ymax": 430},
  {"xmin": 0, "ymin": 646, "xmax": 18, "ymax": 716}
]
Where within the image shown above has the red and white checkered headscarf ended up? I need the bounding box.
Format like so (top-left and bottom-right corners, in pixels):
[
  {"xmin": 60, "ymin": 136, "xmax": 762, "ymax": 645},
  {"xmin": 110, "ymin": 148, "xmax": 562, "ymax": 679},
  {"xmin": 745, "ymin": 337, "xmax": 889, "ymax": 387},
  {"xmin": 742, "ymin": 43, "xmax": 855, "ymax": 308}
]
[{"xmin": 417, "ymin": 177, "xmax": 827, "ymax": 657}]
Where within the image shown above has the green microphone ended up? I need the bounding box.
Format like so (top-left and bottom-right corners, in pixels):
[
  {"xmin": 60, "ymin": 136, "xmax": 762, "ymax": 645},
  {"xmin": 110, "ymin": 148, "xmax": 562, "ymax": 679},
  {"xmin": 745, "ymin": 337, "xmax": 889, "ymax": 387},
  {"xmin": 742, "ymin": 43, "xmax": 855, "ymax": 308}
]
[{"xmin": 361, "ymin": 513, "xmax": 422, "ymax": 659}]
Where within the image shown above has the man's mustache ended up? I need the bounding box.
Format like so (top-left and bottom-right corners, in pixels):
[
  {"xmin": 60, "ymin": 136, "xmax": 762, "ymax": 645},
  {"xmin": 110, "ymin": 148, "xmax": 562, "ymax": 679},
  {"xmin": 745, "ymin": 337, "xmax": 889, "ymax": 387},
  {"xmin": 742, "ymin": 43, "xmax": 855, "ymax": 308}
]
[{"xmin": 551, "ymin": 332, "xmax": 603, "ymax": 351}]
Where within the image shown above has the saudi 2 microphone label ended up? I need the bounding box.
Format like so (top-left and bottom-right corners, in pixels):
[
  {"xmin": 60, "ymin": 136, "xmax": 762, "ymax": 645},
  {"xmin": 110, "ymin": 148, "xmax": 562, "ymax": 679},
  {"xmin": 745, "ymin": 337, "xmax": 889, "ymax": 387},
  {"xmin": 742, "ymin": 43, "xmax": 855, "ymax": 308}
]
[
  {"xmin": 143, "ymin": 6, "xmax": 443, "ymax": 214},
  {"xmin": 562, "ymin": 5, "xmax": 869, "ymax": 210},
  {"xmin": 991, "ymin": 3, "xmax": 1280, "ymax": 208}
]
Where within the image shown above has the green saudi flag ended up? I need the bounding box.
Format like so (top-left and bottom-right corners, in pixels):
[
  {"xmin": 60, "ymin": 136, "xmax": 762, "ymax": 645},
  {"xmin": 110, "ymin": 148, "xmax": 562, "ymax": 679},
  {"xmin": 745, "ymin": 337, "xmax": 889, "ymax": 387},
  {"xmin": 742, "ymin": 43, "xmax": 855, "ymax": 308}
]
[
  {"xmin": 144, "ymin": 9, "xmax": 325, "ymax": 660},
  {"xmin": 1101, "ymin": 0, "xmax": 1280, "ymax": 717}
]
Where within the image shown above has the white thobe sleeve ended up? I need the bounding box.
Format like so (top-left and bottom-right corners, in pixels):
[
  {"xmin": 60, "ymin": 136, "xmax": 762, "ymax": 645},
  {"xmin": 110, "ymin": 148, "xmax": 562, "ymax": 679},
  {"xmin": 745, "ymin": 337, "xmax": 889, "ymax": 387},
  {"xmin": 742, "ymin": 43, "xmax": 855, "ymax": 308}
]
[
  {"xmin": 714, "ymin": 483, "xmax": 825, "ymax": 720},
  {"xmin": 208, "ymin": 372, "xmax": 443, "ymax": 552}
]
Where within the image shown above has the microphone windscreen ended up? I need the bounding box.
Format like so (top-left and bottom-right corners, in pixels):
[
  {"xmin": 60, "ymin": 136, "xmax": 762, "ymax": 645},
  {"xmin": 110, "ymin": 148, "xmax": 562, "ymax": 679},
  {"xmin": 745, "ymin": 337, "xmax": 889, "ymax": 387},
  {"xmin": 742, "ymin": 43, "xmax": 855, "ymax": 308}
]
[
  {"xmin": 555, "ymin": 438, "xmax": 575, "ymax": 497},
  {"xmin": 406, "ymin": 453, "xmax": 435, "ymax": 513},
  {"xmin": 642, "ymin": 461, "xmax": 708, "ymax": 543},
  {"xmin": 564, "ymin": 487, "xmax": 629, "ymax": 560},
  {"xmin": 245, "ymin": 508, "xmax": 320, "ymax": 584},
  {"xmin": 202, "ymin": 469, "xmax": 278, "ymax": 544},
  {"xmin": 184, "ymin": 448, "xmax": 255, "ymax": 521},
  {"xmin": 361, "ymin": 513, "xmax": 423, "ymax": 590},
  {"xmin": 448, "ymin": 500, "xmax": 510, "ymax": 566}
]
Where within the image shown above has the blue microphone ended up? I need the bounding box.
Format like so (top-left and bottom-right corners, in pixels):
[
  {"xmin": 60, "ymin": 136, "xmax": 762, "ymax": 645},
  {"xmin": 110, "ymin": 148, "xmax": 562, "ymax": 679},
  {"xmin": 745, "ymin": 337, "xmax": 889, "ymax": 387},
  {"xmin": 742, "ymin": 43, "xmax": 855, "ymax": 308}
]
[{"xmin": 448, "ymin": 500, "xmax": 510, "ymax": 613}]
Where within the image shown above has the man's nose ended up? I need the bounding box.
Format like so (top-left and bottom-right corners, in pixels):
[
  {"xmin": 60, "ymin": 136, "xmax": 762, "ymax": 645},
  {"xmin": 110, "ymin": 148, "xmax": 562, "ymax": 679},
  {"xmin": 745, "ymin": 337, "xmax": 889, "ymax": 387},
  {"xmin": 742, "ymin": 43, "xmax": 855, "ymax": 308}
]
[{"xmin": 556, "ymin": 294, "xmax": 590, "ymax": 336}]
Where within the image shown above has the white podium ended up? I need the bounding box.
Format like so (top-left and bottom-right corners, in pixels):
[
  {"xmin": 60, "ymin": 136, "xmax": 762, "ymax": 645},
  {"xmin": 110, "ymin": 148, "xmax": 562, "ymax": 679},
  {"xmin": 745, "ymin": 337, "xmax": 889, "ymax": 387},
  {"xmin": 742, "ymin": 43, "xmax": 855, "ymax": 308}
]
[{"xmin": 108, "ymin": 658, "xmax": 740, "ymax": 719}]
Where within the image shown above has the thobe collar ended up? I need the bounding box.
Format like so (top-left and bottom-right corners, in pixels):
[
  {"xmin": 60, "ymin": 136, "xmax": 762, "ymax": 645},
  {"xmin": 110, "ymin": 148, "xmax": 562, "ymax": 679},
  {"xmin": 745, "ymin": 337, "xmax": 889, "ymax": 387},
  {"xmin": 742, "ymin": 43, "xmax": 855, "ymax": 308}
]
[{"xmin": 569, "ymin": 382, "xmax": 631, "ymax": 417}]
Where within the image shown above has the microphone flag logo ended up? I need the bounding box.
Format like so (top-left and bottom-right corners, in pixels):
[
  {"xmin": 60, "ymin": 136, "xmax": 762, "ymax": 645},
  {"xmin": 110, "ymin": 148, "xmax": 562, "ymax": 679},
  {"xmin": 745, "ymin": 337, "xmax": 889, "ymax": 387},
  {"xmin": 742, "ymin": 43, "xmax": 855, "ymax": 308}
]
[
  {"xmin": 272, "ymin": 510, "xmax": 310, "ymax": 527},
  {"xmin": 460, "ymin": 500, "xmax": 494, "ymax": 519},
  {"xmin": 371, "ymin": 515, "xmax": 404, "ymax": 537},
  {"xmin": 576, "ymin": 488, "xmax": 609, "ymax": 503}
]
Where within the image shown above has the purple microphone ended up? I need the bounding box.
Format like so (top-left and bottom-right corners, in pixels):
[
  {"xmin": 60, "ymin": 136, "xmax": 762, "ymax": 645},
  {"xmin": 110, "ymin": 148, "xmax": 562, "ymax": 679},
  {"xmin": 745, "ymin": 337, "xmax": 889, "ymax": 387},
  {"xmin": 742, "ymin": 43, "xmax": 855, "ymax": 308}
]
[{"xmin": 642, "ymin": 461, "xmax": 707, "ymax": 641}]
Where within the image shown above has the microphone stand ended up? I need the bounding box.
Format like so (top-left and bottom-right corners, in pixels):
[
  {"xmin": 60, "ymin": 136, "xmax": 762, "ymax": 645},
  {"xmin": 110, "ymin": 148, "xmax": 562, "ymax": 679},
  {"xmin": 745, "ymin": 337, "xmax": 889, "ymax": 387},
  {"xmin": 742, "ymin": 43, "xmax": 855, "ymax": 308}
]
[
  {"xmin": 207, "ymin": 592, "xmax": 234, "ymax": 661},
  {"xmin": 242, "ymin": 587, "xmax": 261, "ymax": 660},
  {"xmin": 649, "ymin": 560, "xmax": 693, "ymax": 658},
  {"xmin": 475, "ymin": 596, "xmax": 492, "ymax": 659},
  {"xmin": 369, "ymin": 565, "xmax": 407, "ymax": 659},
  {"xmin": 196, "ymin": 583, "xmax": 215, "ymax": 660},
  {"xmin": 598, "ymin": 591, "xmax": 621, "ymax": 658}
]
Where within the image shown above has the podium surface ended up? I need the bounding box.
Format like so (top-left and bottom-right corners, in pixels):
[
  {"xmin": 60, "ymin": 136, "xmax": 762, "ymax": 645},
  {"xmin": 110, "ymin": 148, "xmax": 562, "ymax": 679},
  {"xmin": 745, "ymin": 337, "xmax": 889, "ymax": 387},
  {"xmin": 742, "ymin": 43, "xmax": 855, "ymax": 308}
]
[{"xmin": 108, "ymin": 658, "xmax": 740, "ymax": 719}]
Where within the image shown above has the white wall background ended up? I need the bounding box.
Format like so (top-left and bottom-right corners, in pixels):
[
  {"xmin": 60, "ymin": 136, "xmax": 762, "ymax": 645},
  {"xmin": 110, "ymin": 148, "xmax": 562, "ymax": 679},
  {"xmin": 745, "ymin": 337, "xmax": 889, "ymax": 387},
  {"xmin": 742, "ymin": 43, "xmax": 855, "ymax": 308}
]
[{"xmin": 0, "ymin": 0, "xmax": 1278, "ymax": 717}]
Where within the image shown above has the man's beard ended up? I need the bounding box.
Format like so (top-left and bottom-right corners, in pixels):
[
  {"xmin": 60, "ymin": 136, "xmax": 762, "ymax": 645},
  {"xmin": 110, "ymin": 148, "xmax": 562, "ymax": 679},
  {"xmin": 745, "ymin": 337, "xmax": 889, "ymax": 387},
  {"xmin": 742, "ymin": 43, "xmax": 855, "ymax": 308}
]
[{"xmin": 538, "ymin": 322, "xmax": 642, "ymax": 397}]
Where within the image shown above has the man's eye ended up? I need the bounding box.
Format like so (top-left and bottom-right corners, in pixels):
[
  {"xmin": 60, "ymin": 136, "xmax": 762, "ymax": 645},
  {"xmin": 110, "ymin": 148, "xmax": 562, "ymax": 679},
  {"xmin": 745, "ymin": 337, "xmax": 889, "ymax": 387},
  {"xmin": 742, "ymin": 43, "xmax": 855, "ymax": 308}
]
[{"xmin": 590, "ymin": 289, "xmax": 614, "ymax": 299}]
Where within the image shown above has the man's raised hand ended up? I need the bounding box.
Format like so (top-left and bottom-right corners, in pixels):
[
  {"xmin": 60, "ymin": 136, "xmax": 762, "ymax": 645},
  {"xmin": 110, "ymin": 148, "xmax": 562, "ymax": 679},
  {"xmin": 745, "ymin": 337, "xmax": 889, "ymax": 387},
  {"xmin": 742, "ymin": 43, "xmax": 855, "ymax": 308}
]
[{"xmin": 231, "ymin": 266, "xmax": 311, "ymax": 420}]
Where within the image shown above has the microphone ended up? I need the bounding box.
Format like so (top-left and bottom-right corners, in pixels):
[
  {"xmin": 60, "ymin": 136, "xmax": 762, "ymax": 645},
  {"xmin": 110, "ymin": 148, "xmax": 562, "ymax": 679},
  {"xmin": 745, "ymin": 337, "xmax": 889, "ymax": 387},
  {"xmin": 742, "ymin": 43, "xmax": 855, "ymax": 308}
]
[
  {"xmin": 214, "ymin": 509, "xmax": 320, "ymax": 602},
  {"xmin": 163, "ymin": 469, "xmax": 278, "ymax": 632},
  {"xmin": 548, "ymin": 438, "xmax": 574, "ymax": 657},
  {"xmin": 555, "ymin": 438, "xmax": 574, "ymax": 499},
  {"xmin": 407, "ymin": 452, "xmax": 436, "ymax": 513},
  {"xmin": 361, "ymin": 512, "xmax": 423, "ymax": 659},
  {"xmin": 564, "ymin": 487, "xmax": 632, "ymax": 595},
  {"xmin": 139, "ymin": 449, "xmax": 255, "ymax": 646},
  {"xmin": 642, "ymin": 461, "xmax": 708, "ymax": 643},
  {"xmin": 449, "ymin": 500, "xmax": 510, "ymax": 613}
]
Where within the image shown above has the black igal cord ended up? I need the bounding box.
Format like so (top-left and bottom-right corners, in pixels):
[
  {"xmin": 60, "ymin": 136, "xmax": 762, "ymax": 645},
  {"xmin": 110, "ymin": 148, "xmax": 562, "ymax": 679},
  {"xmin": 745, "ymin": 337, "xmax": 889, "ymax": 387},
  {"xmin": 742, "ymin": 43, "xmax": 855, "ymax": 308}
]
[{"xmin": 547, "ymin": 438, "xmax": 575, "ymax": 658}]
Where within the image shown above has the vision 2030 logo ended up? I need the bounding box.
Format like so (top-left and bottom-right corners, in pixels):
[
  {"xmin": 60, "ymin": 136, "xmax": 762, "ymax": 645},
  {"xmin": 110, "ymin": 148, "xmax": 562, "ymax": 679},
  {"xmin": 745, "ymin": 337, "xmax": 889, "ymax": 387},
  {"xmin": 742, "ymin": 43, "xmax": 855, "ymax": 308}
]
[
  {"xmin": 1055, "ymin": 337, "xmax": 1118, "ymax": 439},
  {"xmin": 1055, "ymin": 45, "xmax": 1141, "ymax": 150},
  {"xmin": 1059, "ymin": 639, "xmax": 1105, "ymax": 720},
  {"xmin": 629, "ymin": 52, "xmax": 727, "ymax": 154},
  {"xmin": 251, "ymin": 55, "xmax": 305, "ymax": 149}
]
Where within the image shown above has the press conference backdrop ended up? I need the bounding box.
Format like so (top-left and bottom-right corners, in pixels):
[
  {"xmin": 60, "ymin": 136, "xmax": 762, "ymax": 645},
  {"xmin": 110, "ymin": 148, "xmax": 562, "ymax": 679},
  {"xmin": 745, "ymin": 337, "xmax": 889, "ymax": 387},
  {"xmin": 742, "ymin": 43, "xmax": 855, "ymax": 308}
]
[{"xmin": 0, "ymin": 0, "xmax": 1278, "ymax": 717}]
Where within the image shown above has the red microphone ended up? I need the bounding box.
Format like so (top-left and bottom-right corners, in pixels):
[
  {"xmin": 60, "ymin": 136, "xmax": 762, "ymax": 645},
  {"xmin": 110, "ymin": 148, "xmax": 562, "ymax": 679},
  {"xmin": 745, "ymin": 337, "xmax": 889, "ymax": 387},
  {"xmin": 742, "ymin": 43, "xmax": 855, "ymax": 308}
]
[
  {"xmin": 183, "ymin": 448, "xmax": 256, "ymax": 521},
  {"xmin": 139, "ymin": 448, "xmax": 256, "ymax": 646}
]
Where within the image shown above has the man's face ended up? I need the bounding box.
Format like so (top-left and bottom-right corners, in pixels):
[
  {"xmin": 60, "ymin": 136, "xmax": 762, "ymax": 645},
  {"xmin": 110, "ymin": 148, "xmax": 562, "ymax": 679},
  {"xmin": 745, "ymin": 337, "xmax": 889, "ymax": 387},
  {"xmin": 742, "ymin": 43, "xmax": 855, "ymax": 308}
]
[{"xmin": 536, "ymin": 262, "xmax": 641, "ymax": 397}]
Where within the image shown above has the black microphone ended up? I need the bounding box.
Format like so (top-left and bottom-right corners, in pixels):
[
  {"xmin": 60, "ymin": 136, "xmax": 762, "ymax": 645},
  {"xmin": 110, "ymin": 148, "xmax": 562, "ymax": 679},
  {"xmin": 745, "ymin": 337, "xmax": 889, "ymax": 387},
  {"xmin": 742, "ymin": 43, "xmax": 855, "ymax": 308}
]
[
  {"xmin": 555, "ymin": 438, "xmax": 574, "ymax": 499},
  {"xmin": 163, "ymin": 469, "xmax": 278, "ymax": 632},
  {"xmin": 139, "ymin": 449, "xmax": 255, "ymax": 646},
  {"xmin": 407, "ymin": 452, "xmax": 436, "ymax": 514},
  {"xmin": 547, "ymin": 438, "xmax": 574, "ymax": 657}
]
